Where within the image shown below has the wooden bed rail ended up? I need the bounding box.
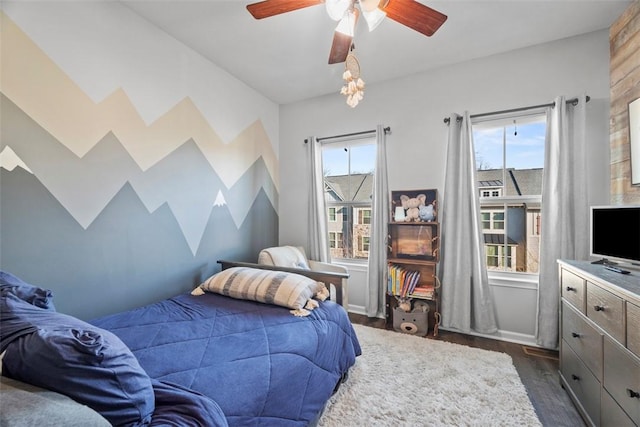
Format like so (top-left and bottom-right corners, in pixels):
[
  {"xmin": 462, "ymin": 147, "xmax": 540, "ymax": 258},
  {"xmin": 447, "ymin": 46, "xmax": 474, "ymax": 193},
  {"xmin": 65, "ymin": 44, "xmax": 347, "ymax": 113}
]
[{"xmin": 217, "ymin": 260, "xmax": 348, "ymax": 307}]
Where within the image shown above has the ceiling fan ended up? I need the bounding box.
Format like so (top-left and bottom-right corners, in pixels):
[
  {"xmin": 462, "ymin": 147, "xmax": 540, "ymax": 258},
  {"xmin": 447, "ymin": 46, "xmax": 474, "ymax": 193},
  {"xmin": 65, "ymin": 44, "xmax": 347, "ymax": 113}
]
[{"xmin": 246, "ymin": 0, "xmax": 447, "ymax": 64}]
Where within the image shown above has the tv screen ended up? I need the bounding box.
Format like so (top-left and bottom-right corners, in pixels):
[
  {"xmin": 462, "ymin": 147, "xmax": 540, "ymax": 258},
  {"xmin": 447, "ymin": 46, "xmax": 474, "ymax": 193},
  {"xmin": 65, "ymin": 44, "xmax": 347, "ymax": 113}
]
[{"xmin": 591, "ymin": 205, "xmax": 640, "ymax": 265}]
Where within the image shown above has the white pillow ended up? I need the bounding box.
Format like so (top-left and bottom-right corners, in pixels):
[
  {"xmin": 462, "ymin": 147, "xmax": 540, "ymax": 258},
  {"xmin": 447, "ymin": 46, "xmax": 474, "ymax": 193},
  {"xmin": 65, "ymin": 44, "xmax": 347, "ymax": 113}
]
[{"xmin": 194, "ymin": 267, "xmax": 324, "ymax": 311}]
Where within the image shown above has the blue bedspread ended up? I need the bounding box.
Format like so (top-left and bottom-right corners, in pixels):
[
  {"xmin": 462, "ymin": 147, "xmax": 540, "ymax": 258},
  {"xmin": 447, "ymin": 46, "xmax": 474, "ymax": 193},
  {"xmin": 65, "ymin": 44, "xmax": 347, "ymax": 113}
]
[{"xmin": 91, "ymin": 292, "xmax": 361, "ymax": 426}]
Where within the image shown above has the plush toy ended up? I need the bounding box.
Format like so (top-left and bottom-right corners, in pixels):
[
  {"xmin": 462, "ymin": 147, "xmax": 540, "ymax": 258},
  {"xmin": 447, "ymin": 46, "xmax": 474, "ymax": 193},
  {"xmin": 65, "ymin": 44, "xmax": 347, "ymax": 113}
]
[
  {"xmin": 397, "ymin": 297, "xmax": 412, "ymax": 313},
  {"xmin": 400, "ymin": 194, "xmax": 427, "ymax": 222},
  {"xmin": 392, "ymin": 303, "xmax": 430, "ymax": 336},
  {"xmin": 419, "ymin": 203, "xmax": 435, "ymax": 222}
]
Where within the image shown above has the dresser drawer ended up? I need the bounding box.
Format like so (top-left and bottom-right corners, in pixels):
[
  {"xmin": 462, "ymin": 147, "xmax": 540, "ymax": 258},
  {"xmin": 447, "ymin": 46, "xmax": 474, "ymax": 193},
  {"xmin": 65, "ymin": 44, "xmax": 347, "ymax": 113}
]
[
  {"xmin": 562, "ymin": 301, "xmax": 603, "ymax": 381},
  {"xmin": 587, "ymin": 282, "xmax": 625, "ymax": 343},
  {"xmin": 627, "ymin": 302, "xmax": 640, "ymax": 358},
  {"xmin": 562, "ymin": 341, "xmax": 601, "ymax": 426},
  {"xmin": 604, "ymin": 336, "xmax": 640, "ymax": 425},
  {"xmin": 562, "ymin": 268, "xmax": 586, "ymax": 312},
  {"xmin": 602, "ymin": 389, "xmax": 636, "ymax": 427}
]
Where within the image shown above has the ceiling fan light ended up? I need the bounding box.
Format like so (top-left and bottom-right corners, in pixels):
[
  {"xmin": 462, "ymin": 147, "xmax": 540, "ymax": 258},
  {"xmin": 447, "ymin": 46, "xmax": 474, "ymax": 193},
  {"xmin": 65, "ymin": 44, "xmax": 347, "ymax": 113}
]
[
  {"xmin": 335, "ymin": 11, "xmax": 357, "ymax": 37},
  {"xmin": 362, "ymin": 8, "xmax": 386, "ymax": 31},
  {"xmin": 359, "ymin": 0, "xmax": 380, "ymax": 13},
  {"xmin": 326, "ymin": 0, "xmax": 351, "ymax": 21}
]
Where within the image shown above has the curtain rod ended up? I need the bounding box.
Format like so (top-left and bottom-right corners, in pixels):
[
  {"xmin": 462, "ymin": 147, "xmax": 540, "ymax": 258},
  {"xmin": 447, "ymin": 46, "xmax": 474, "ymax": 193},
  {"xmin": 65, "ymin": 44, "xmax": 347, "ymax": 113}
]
[
  {"xmin": 443, "ymin": 96, "xmax": 590, "ymax": 124},
  {"xmin": 305, "ymin": 126, "xmax": 391, "ymax": 143}
]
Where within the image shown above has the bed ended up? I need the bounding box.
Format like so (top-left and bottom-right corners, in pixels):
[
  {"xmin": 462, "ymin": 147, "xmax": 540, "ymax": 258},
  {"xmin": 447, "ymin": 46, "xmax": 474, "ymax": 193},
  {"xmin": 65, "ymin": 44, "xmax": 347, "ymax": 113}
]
[{"xmin": 0, "ymin": 262, "xmax": 361, "ymax": 427}]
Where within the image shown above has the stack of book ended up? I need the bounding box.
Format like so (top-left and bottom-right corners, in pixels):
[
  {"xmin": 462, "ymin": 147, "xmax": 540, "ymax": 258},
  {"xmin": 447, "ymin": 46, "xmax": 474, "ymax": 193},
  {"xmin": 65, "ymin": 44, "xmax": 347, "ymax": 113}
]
[
  {"xmin": 387, "ymin": 264, "xmax": 435, "ymax": 299},
  {"xmin": 410, "ymin": 285, "xmax": 435, "ymax": 299}
]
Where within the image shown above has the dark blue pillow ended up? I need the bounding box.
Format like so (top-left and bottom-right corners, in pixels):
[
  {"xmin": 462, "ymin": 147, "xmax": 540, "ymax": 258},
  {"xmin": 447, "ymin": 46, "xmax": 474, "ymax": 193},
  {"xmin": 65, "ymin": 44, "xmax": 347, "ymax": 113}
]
[
  {"xmin": 1, "ymin": 295, "xmax": 154, "ymax": 426},
  {"xmin": 0, "ymin": 270, "xmax": 55, "ymax": 310},
  {"xmin": 150, "ymin": 380, "xmax": 228, "ymax": 426}
]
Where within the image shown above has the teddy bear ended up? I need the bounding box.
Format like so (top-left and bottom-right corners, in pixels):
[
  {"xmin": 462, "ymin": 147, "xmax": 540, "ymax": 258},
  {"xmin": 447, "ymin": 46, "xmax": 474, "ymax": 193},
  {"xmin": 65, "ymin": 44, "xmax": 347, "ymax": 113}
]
[
  {"xmin": 419, "ymin": 203, "xmax": 435, "ymax": 222},
  {"xmin": 400, "ymin": 194, "xmax": 427, "ymax": 222}
]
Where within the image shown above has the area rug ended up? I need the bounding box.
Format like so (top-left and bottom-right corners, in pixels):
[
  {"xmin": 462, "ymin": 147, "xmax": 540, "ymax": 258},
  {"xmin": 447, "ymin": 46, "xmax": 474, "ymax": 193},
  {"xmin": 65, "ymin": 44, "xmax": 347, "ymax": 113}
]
[{"xmin": 319, "ymin": 324, "xmax": 541, "ymax": 426}]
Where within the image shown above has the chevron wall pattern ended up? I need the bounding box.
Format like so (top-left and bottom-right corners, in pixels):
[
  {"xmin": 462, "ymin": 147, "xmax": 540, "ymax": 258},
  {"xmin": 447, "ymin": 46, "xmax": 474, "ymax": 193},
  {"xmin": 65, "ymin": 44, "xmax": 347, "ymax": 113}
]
[{"xmin": 0, "ymin": 6, "xmax": 281, "ymax": 319}]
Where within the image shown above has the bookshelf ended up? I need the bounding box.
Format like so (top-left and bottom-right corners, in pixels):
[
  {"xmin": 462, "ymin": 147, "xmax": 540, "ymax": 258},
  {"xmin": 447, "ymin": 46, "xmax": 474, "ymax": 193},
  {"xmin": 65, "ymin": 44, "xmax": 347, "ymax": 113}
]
[{"xmin": 386, "ymin": 189, "xmax": 441, "ymax": 336}]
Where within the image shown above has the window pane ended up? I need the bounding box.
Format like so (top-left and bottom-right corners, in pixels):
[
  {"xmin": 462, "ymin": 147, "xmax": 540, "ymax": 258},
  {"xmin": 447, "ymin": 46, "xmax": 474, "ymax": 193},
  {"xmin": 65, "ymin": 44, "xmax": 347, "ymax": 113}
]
[
  {"xmin": 361, "ymin": 209, "xmax": 371, "ymax": 225},
  {"xmin": 474, "ymin": 113, "xmax": 545, "ymax": 275},
  {"xmin": 493, "ymin": 212, "xmax": 505, "ymax": 229},
  {"xmin": 486, "ymin": 245, "xmax": 499, "ymax": 267},
  {"xmin": 481, "ymin": 212, "xmax": 490, "ymax": 229},
  {"xmin": 505, "ymin": 121, "xmax": 545, "ymax": 171},
  {"xmin": 349, "ymin": 144, "xmax": 376, "ymax": 174},
  {"xmin": 474, "ymin": 127, "xmax": 504, "ymax": 171},
  {"xmin": 323, "ymin": 138, "xmax": 375, "ymax": 261}
]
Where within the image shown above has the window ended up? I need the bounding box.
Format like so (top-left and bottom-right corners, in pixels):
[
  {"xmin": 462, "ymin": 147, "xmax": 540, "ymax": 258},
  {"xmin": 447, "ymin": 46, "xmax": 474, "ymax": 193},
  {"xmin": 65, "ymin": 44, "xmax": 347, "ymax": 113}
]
[
  {"xmin": 328, "ymin": 207, "xmax": 337, "ymax": 222},
  {"xmin": 486, "ymin": 244, "xmax": 515, "ymax": 271},
  {"xmin": 358, "ymin": 208, "xmax": 371, "ymax": 225},
  {"xmin": 322, "ymin": 136, "xmax": 376, "ymax": 261},
  {"xmin": 329, "ymin": 232, "xmax": 343, "ymax": 249},
  {"xmin": 482, "ymin": 210, "xmax": 505, "ymax": 231},
  {"xmin": 473, "ymin": 112, "xmax": 546, "ymax": 274},
  {"xmin": 480, "ymin": 188, "xmax": 502, "ymax": 198},
  {"xmin": 359, "ymin": 236, "xmax": 370, "ymax": 252}
]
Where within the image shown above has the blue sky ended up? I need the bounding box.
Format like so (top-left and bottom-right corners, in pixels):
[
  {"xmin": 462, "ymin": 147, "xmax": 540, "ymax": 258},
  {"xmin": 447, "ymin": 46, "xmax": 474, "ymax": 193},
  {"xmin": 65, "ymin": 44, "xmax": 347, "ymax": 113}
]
[
  {"xmin": 323, "ymin": 142, "xmax": 377, "ymax": 176},
  {"xmin": 473, "ymin": 121, "xmax": 546, "ymax": 170},
  {"xmin": 322, "ymin": 120, "xmax": 546, "ymax": 177}
]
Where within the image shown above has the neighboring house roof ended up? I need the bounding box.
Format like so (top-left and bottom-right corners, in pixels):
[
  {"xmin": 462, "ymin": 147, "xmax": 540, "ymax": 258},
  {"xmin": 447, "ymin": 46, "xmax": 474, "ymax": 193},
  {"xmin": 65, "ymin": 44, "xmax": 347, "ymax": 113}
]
[
  {"xmin": 324, "ymin": 169, "xmax": 541, "ymax": 203},
  {"xmin": 324, "ymin": 174, "xmax": 373, "ymax": 203},
  {"xmin": 477, "ymin": 168, "xmax": 543, "ymax": 196}
]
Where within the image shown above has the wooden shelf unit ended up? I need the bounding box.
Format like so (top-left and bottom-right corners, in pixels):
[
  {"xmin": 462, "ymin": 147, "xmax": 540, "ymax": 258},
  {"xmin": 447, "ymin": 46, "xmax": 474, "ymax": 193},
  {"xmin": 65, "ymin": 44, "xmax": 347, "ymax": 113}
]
[{"xmin": 385, "ymin": 190, "xmax": 441, "ymax": 335}]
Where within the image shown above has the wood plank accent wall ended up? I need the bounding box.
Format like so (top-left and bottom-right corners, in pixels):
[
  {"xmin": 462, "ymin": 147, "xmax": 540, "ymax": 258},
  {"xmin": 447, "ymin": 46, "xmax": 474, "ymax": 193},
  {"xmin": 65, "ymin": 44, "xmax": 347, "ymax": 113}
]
[{"xmin": 610, "ymin": 0, "xmax": 640, "ymax": 204}]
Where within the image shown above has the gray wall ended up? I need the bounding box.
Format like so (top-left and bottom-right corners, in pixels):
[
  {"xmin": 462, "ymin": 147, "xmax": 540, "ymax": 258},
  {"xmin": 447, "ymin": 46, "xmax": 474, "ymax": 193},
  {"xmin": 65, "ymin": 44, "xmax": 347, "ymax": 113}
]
[{"xmin": 278, "ymin": 30, "xmax": 612, "ymax": 343}]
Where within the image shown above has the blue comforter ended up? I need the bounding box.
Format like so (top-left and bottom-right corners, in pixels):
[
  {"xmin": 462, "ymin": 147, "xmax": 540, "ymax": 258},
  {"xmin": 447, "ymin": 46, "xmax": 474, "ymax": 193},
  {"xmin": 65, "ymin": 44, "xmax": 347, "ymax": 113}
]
[{"xmin": 91, "ymin": 292, "xmax": 361, "ymax": 426}]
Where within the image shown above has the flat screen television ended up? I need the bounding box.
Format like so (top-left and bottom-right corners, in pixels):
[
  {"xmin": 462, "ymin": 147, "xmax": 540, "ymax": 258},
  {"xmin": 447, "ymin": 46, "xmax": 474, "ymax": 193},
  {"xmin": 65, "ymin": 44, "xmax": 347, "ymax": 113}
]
[{"xmin": 590, "ymin": 205, "xmax": 640, "ymax": 266}]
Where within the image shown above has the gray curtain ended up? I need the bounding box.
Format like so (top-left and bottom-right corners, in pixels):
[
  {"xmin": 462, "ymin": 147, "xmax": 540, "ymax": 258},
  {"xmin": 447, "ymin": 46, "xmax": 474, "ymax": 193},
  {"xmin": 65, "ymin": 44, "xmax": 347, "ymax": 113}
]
[
  {"xmin": 366, "ymin": 125, "xmax": 389, "ymax": 317},
  {"xmin": 307, "ymin": 136, "xmax": 330, "ymax": 262},
  {"xmin": 440, "ymin": 113, "xmax": 497, "ymax": 334},
  {"xmin": 537, "ymin": 95, "xmax": 589, "ymax": 349}
]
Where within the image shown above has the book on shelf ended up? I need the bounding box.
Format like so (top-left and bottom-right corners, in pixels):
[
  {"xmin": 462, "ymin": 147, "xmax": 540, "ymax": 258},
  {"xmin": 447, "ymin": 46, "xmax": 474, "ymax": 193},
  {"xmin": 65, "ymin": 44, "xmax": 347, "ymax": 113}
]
[
  {"xmin": 387, "ymin": 264, "xmax": 421, "ymax": 298},
  {"xmin": 410, "ymin": 285, "xmax": 435, "ymax": 299}
]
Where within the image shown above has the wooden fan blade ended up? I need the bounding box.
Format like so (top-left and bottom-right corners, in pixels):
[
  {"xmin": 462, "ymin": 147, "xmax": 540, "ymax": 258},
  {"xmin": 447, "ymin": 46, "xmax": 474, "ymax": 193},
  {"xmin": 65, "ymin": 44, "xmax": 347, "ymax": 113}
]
[
  {"xmin": 328, "ymin": 9, "xmax": 359, "ymax": 64},
  {"xmin": 328, "ymin": 31, "xmax": 353, "ymax": 64},
  {"xmin": 382, "ymin": 0, "xmax": 447, "ymax": 37},
  {"xmin": 247, "ymin": 0, "xmax": 324, "ymax": 19}
]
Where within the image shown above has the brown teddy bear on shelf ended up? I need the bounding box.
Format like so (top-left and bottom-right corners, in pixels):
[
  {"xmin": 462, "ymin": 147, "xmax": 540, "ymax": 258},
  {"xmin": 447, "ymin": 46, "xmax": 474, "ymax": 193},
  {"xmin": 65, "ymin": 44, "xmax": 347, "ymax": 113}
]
[{"xmin": 400, "ymin": 194, "xmax": 427, "ymax": 222}]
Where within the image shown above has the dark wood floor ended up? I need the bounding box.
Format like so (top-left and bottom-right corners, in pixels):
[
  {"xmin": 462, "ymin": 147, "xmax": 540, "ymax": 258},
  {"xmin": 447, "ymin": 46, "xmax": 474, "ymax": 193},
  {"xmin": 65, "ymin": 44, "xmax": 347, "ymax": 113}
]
[{"xmin": 349, "ymin": 313, "xmax": 586, "ymax": 427}]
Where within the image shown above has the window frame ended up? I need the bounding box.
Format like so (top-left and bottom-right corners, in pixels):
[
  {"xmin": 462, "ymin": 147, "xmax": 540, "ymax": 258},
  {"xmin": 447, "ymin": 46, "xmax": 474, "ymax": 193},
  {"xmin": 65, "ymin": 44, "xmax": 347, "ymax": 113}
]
[
  {"xmin": 328, "ymin": 207, "xmax": 337, "ymax": 222},
  {"xmin": 473, "ymin": 110, "xmax": 546, "ymax": 277},
  {"xmin": 322, "ymin": 135, "xmax": 376, "ymax": 263}
]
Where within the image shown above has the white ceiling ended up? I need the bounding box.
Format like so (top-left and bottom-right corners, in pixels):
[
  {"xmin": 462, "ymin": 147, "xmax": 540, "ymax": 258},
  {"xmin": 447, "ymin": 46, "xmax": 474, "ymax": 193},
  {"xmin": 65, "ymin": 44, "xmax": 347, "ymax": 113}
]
[{"xmin": 120, "ymin": 0, "xmax": 632, "ymax": 105}]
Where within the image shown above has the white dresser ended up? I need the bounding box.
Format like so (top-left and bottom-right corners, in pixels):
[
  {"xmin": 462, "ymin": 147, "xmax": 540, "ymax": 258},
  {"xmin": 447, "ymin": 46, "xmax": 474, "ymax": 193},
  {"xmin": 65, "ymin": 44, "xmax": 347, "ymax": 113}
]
[{"xmin": 559, "ymin": 260, "xmax": 640, "ymax": 427}]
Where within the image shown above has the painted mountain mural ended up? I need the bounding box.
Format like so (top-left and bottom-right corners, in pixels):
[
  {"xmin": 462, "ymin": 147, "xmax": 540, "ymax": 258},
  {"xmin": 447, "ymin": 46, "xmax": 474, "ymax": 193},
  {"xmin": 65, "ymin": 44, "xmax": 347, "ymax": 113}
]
[
  {"xmin": 1, "ymin": 165, "xmax": 277, "ymax": 320},
  {"xmin": 0, "ymin": 11, "xmax": 280, "ymax": 319}
]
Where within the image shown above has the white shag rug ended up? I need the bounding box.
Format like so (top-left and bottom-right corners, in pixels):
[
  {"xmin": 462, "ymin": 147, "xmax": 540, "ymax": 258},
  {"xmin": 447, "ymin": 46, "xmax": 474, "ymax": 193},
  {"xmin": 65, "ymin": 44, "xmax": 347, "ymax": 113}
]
[{"xmin": 320, "ymin": 324, "xmax": 542, "ymax": 427}]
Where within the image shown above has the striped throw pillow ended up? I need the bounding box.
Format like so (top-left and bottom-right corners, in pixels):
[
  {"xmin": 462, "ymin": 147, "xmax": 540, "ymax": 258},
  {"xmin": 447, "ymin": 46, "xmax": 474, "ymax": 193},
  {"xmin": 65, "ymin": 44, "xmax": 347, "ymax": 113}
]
[{"xmin": 196, "ymin": 267, "xmax": 319, "ymax": 310}]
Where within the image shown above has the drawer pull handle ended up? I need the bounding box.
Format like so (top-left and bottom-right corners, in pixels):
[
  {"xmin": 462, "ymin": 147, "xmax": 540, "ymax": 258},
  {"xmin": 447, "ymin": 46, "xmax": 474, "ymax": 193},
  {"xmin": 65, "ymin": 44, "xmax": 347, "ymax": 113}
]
[
  {"xmin": 594, "ymin": 305, "xmax": 605, "ymax": 312},
  {"xmin": 565, "ymin": 286, "xmax": 576, "ymax": 292},
  {"xmin": 571, "ymin": 332, "xmax": 581, "ymax": 338},
  {"xmin": 627, "ymin": 389, "xmax": 640, "ymax": 399},
  {"xmin": 571, "ymin": 374, "xmax": 580, "ymax": 381}
]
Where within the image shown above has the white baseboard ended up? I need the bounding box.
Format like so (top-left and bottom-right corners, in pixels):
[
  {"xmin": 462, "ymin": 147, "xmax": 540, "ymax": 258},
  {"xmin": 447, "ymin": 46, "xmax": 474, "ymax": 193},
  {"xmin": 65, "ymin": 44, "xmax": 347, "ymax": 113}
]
[
  {"xmin": 348, "ymin": 306, "xmax": 541, "ymax": 348},
  {"xmin": 347, "ymin": 305, "xmax": 367, "ymax": 316},
  {"xmin": 439, "ymin": 326, "xmax": 540, "ymax": 348}
]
